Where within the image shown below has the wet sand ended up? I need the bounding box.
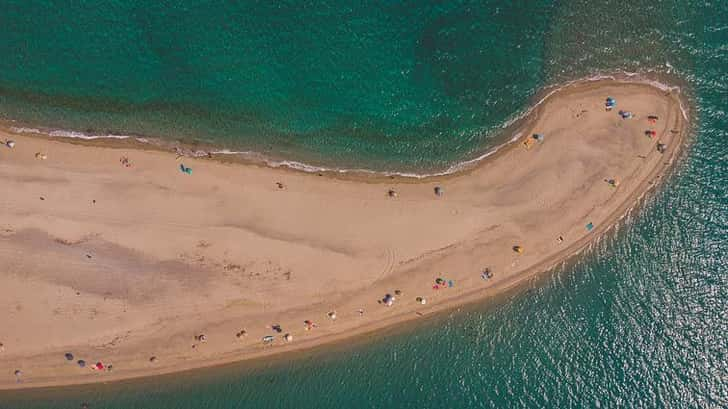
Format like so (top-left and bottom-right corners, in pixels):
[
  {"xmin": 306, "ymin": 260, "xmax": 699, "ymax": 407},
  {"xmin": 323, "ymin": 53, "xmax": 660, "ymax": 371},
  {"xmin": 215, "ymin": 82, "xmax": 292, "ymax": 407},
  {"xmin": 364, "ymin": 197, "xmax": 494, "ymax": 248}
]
[{"xmin": 0, "ymin": 79, "xmax": 687, "ymax": 389}]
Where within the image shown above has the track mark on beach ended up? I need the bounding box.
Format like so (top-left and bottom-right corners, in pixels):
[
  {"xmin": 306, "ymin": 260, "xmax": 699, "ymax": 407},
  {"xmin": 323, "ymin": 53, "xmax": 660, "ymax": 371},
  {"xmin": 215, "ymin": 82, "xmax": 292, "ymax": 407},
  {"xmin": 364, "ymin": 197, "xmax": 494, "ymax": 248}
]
[
  {"xmin": 0, "ymin": 226, "xmax": 15, "ymax": 236},
  {"xmin": 375, "ymin": 248, "xmax": 396, "ymax": 282},
  {"xmin": 53, "ymin": 233, "xmax": 100, "ymax": 246}
]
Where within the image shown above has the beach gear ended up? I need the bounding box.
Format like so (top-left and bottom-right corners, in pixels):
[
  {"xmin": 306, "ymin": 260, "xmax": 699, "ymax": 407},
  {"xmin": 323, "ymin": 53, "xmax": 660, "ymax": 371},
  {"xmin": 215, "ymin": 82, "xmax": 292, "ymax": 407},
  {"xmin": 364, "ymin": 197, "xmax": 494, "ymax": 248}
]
[
  {"xmin": 180, "ymin": 164, "xmax": 193, "ymax": 174},
  {"xmin": 304, "ymin": 320, "xmax": 317, "ymax": 330},
  {"xmin": 523, "ymin": 136, "xmax": 537, "ymax": 149},
  {"xmin": 605, "ymin": 97, "xmax": 616, "ymax": 110},
  {"xmin": 586, "ymin": 222, "xmax": 594, "ymax": 231},
  {"xmin": 262, "ymin": 335, "xmax": 275, "ymax": 343},
  {"xmin": 5, "ymin": 140, "xmax": 15, "ymax": 148},
  {"xmin": 533, "ymin": 133, "xmax": 545, "ymax": 142},
  {"xmin": 618, "ymin": 110, "xmax": 633, "ymax": 119},
  {"xmin": 513, "ymin": 245, "xmax": 524, "ymax": 253}
]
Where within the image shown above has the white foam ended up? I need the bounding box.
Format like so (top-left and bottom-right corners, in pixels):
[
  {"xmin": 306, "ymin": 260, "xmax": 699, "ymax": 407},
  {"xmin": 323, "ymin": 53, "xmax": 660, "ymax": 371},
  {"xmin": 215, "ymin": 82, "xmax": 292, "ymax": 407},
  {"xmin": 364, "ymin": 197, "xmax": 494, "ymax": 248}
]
[{"xmin": 10, "ymin": 126, "xmax": 143, "ymax": 141}]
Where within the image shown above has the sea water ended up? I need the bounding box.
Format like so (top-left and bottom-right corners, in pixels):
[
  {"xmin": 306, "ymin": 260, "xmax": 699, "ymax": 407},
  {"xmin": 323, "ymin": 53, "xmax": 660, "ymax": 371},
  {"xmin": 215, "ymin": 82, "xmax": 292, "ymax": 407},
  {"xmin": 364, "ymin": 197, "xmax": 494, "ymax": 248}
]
[{"xmin": 0, "ymin": 0, "xmax": 726, "ymax": 408}]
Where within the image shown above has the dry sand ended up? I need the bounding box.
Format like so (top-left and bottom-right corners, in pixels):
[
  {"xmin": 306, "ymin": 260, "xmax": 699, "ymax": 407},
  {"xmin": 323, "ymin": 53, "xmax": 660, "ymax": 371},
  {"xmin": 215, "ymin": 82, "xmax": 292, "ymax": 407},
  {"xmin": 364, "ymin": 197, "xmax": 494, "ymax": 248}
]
[{"xmin": 0, "ymin": 79, "xmax": 687, "ymax": 389}]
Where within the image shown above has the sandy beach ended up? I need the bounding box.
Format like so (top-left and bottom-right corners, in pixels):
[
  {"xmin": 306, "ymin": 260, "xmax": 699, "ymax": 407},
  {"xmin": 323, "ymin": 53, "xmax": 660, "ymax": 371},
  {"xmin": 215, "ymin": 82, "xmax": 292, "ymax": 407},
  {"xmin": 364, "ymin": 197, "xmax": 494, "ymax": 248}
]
[{"xmin": 0, "ymin": 79, "xmax": 687, "ymax": 390}]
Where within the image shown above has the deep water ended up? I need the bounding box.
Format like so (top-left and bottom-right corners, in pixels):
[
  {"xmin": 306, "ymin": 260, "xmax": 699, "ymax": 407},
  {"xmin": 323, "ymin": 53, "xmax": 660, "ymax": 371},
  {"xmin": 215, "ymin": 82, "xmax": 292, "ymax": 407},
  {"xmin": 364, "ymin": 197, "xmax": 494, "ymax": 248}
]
[{"xmin": 1, "ymin": 0, "xmax": 727, "ymax": 408}]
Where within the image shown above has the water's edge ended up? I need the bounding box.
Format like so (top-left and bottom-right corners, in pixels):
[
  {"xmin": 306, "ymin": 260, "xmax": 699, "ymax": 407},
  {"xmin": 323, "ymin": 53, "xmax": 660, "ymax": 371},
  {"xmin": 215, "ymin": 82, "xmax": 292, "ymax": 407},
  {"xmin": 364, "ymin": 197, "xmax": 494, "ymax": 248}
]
[{"xmin": 2, "ymin": 71, "xmax": 689, "ymax": 180}]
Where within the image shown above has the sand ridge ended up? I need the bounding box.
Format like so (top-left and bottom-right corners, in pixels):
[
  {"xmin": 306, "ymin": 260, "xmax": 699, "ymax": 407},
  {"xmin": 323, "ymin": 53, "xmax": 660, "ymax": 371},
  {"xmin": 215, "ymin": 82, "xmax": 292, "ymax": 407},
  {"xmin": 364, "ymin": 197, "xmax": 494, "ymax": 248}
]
[{"xmin": 0, "ymin": 79, "xmax": 687, "ymax": 390}]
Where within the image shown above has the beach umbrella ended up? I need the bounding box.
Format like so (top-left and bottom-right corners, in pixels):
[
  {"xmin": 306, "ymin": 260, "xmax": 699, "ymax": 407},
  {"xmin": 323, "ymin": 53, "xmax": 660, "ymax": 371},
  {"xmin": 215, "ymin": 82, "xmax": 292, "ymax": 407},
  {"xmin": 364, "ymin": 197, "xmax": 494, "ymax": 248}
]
[
  {"xmin": 65, "ymin": 353, "xmax": 74, "ymax": 361},
  {"xmin": 77, "ymin": 360, "xmax": 86, "ymax": 368}
]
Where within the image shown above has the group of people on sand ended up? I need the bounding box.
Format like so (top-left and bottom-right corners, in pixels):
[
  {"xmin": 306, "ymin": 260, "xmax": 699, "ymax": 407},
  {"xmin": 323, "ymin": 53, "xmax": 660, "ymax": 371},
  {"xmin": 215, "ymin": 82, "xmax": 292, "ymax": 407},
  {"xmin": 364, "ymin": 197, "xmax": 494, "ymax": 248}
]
[{"xmin": 13, "ymin": 349, "xmax": 115, "ymax": 384}]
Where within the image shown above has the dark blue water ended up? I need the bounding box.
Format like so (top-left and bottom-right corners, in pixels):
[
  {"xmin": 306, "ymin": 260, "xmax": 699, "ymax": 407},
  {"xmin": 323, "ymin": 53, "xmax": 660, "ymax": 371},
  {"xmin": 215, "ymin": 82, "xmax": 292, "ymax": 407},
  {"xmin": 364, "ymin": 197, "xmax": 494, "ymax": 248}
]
[{"xmin": 1, "ymin": 0, "xmax": 727, "ymax": 408}]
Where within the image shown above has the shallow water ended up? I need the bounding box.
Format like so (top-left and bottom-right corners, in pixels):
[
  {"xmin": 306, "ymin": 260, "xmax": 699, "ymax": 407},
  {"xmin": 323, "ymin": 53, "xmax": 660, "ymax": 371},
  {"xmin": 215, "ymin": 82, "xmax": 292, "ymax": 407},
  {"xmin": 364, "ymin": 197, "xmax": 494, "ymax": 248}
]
[{"xmin": 1, "ymin": 0, "xmax": 727, "ymax": 408}]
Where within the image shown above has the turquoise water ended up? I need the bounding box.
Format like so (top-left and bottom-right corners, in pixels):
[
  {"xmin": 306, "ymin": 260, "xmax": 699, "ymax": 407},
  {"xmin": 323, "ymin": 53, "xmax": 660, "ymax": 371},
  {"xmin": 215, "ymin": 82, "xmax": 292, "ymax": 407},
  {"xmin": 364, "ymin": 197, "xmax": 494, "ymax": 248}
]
[
  {"xmin": 0, "ymin": 1, "xmax": 554, "ymax": 172},
  {"xmin": 1, "ymin": 0, "xmax": 727, "ymax": 408}
]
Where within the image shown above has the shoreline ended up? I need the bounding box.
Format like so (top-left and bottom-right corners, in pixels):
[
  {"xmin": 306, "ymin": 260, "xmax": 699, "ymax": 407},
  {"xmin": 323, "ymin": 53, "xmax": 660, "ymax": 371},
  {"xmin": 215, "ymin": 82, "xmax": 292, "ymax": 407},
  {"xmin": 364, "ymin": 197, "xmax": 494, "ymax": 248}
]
[
  {"xmin": 0, "ymin": 78, "xmax": 690, "ymax": 390},
  {"xmin": 1, "ymin": 71, "xmax": 689, "ymax": 180}
]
